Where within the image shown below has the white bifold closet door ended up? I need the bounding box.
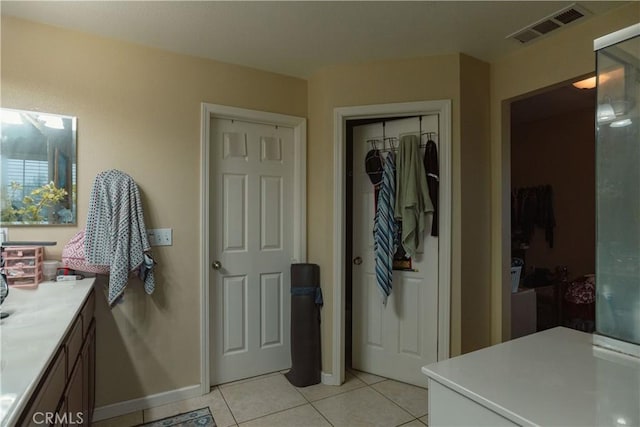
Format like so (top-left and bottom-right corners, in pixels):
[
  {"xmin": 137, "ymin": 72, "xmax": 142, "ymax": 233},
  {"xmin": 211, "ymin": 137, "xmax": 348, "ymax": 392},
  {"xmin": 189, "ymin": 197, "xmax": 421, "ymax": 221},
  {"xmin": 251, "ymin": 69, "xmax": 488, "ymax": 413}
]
[
  {"xmin": 209, "ymin": 117, "xmax": 294, "ymax": 385},
  {"xmin": 352, "ymin": 116, "xmax": 439, "ymax": 387}
]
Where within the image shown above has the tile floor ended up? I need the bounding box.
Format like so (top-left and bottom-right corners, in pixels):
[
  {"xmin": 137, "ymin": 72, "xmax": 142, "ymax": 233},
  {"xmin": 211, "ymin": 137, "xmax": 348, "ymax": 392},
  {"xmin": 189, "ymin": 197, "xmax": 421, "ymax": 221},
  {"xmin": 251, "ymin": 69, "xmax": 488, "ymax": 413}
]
[{"xmin": 93, "ymin": 369, "xmax": 429, "ymax": 427}]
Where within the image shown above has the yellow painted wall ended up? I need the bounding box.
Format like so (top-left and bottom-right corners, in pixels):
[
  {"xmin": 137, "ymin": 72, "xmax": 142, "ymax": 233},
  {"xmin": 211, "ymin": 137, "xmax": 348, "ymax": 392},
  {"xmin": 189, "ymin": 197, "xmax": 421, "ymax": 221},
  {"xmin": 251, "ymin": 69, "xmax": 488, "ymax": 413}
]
[
  {"xmin": 490, "ymin": 3, "xmax": 640, "ymax": 342},
  {"xmin": 307, "ymin": 55, "xmax": 463, "ymax": 372},
  {"xmin": 307, "ymin": 53, "xmax": 494, "ymax": 373},
  {"xmin": 459, "ymin": 55, "xmax": 492, "ymax": 353},
  {"xmin": 1, "ymin": 16, "xmax": 307, "ymax": 406}
]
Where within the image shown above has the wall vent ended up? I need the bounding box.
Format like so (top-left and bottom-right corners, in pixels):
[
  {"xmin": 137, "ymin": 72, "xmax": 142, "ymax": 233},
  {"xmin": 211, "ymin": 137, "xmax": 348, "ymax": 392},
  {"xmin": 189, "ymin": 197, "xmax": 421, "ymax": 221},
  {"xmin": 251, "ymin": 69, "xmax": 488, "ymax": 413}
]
[{"xmin": 506, "ymin": 3, "xmax": 591, "ymax": 44}]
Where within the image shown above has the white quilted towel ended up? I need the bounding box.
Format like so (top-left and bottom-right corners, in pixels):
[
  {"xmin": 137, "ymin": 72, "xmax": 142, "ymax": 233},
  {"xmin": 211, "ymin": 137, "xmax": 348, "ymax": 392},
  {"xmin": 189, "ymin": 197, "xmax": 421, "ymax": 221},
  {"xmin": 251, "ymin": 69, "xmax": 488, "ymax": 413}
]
[{"xmin": 85, "ymin": 169, "xmax": 154, "ymax": 305}]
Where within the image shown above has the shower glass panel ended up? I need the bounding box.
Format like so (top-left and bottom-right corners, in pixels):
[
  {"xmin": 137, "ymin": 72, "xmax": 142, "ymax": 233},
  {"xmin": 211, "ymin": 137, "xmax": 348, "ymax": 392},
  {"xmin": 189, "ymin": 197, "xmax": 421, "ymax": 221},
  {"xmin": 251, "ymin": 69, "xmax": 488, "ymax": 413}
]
[{"xmin": 595, "ymin": 24, "xmax": 640, "ymax": 345}]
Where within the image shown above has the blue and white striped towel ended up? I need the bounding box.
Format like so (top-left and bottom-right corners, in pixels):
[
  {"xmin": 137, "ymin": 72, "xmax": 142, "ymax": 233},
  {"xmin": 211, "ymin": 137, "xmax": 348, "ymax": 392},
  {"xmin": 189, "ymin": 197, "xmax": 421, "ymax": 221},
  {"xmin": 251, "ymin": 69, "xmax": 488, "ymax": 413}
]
[{"xmin": 374, "ymin": 152, "xmax": 397, "ymax": 304}]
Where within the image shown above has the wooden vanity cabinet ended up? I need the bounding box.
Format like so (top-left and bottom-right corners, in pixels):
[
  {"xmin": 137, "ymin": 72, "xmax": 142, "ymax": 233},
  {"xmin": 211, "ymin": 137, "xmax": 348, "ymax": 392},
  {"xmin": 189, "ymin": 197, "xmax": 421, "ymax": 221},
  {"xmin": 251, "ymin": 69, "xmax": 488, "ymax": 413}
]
[{"xmin": 19, "ymin": 289, "xmax": 96, "ymax": 427}]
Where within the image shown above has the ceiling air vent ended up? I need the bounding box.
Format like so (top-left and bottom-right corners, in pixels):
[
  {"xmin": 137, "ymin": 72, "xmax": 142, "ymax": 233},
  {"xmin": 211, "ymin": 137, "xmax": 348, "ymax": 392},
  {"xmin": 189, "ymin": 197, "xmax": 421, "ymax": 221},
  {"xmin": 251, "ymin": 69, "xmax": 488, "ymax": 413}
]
[
  {"xmin": 506, "ymin": 3, "xmax": 592, "ymax": 44},
  {"xmin": 513, "ymin": 30, "xmax": 540, "ymax": 44},
  {"xmin": 554, "ymin": 8, "xmax": 585, "ymax": 25},
  {"xmin": 532, "ymin": 20, "xmax": 561, "ymax": 35}
]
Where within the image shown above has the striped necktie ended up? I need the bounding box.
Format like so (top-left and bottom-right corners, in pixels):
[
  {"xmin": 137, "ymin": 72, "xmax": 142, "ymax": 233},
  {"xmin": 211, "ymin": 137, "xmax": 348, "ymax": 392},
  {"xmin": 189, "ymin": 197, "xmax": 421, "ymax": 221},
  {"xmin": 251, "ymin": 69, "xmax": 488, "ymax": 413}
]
[{"xmin": 374, "ymin": 152, "xmax": 397, "ymax": 304}]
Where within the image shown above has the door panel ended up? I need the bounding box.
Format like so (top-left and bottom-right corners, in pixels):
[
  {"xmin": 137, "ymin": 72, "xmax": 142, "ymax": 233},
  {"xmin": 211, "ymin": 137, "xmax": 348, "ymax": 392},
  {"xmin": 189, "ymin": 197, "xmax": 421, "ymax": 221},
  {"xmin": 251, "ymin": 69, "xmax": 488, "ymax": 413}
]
[
  {"xmin": 223, "ymin": 275, "xmax": 247, "ymax": 354},
  {"xmin": 260, "ymin": 272, "xmax": 283, "ymax": 348},
  {"xmin": 352, "ymin": 116, "xmax": 439, "ymax": 387},
  {"xmin": 223, "ymin": 174, "xmax": 247, "ymax": 252},
  {"xmin": 211, "ymin": 118, "xmax": 294, "ymax": 385},
  {"xmin": 399, "ymin": 277, "xmax": 421, "ymax": 356},
  {"xmin": 260, "ymin": 176, "xmax": 282, "ymax": 250}
]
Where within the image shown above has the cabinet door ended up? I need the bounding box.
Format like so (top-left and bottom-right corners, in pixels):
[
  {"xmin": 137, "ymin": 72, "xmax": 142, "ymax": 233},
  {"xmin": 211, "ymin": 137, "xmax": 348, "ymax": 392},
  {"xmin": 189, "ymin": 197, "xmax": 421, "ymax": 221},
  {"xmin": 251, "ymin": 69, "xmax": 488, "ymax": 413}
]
[
  {"xmin": 81, "ymin": 320, "xmax": 96, "ymax": 426},
  {"xmin": 20, "ymin": 349, "xmax": 66, "ymax": 427},
  {"xmin": 81, "ymin": 291, "xmax": 95, "ymax": 337},
  {"xmin": 65, "ymin": 356, "xmax": 83, "ymax": 426},
  {"xmin": 66, "ymin": 317, "xmax": 83, "ymax": 379},
  {"xmin": 53, "ymin": 400, "xmax": 66, "ymax": 427}
]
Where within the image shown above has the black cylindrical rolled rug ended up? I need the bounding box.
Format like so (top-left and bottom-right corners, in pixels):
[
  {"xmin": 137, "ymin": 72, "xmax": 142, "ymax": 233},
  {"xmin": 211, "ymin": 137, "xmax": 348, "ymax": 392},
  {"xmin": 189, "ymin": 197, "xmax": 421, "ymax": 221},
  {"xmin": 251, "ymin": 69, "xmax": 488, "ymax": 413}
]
[{"xmin": 285, "ymin": 263, "xmax": 323, "ymax": 387}]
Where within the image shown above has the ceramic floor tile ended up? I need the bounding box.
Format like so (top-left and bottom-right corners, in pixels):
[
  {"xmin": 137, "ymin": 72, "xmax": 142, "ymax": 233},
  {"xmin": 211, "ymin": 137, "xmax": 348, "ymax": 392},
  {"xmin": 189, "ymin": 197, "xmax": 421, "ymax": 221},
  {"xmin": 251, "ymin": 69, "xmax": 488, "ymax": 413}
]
[
  {"xmin": 92, "ymin": 411, "xmax": 143, "ymax": 427},
  {"xmin": 219, "ymin": 371, "xmax": 282, "ymax": 389},
  {"xmin": 398, "ymin": 420, "xmax": 426, "ymax": 427},
  {"xmin": 220, "ymin": 374, "xmax": 307, "ymax": 423},
  {"xmin": 238, "ymin": 404, "xmax": 330, "ymax": 427},
  {"xmin": 296, "ymin": 371, "xmax": 366, "ymax": 402},
  {"xmin": 143, "ymin": 388, "xmax": 236, "ymax": 427},
  {"xmin": 347, "ymin": 368, "xmax": 387, "ymax": 385},
  {"xmin": 312, "ymin": 386, "xmax": 413, "ymax": 427},
  {"xmin": 372, "ymin": 379, "xmax": 428, "ymax": 417},
  {"xmin": 419, "ymin": 414, "xmax": 429, "ymax": 425}
]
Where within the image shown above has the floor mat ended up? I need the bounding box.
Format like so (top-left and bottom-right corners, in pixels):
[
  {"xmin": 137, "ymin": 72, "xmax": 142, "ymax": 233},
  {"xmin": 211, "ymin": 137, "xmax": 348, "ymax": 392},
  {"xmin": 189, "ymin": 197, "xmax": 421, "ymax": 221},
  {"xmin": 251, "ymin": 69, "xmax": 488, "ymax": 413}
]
[{"xmin": 138, "ymin": 407, "xmax": 216, "ymax": 427}]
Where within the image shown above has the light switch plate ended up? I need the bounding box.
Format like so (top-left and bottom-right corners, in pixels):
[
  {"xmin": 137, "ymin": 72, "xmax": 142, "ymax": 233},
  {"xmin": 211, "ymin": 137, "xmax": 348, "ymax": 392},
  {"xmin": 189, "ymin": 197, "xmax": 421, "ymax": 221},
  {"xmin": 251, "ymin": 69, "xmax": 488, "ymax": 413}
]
[{"xmin": 147, "ymin": 228, "xmax": 172, "ymax": 246}]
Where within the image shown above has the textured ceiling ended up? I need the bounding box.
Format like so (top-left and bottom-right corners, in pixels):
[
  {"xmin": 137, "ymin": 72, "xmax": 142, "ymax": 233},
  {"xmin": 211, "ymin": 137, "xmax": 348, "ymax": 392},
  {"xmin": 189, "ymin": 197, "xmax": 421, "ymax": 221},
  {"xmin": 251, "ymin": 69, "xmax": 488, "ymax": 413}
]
[{"xmin": 0, "ymin": 1, "xmax": 629, "ymax": 78}]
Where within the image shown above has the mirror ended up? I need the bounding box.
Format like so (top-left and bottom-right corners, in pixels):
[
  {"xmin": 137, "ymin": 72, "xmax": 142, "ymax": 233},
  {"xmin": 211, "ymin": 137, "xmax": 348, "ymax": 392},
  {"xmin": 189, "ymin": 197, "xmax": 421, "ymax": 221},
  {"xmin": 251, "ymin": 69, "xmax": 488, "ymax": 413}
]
[{"xmin": 0, "ymin": 108, "xmax": 77, "ymax": 225}]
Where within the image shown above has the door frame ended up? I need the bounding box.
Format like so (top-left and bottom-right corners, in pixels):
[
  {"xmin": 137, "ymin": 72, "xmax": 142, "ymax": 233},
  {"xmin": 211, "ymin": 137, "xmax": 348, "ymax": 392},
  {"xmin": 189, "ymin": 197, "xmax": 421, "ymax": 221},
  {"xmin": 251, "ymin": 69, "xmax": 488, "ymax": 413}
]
[
  {"xmin": 331, "ymin": 100, "xmax": 452, "ymax": 386},
  {"xmin": 199, "ymin": 103, "xmax": 307, "ymax": 393}
]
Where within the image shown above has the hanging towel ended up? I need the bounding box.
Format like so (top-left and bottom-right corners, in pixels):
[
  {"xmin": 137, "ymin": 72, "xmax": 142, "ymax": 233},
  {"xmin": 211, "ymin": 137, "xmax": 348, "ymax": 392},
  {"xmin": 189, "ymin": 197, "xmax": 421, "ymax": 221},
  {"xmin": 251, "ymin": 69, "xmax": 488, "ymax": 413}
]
[
  {"xmin": 85, "ymin": 169, "xmax": 155, "ymax": 305},
  {"xmin": 423, "ymin": 139, "xmax": 440, "ymax": 237},
  {"xmin": 374, "ymin": 152, "xmax": 397, "ymax": 304},
  {"xmin": 394, "ymin": 135, "xmax": 433, "ymax": 257}
]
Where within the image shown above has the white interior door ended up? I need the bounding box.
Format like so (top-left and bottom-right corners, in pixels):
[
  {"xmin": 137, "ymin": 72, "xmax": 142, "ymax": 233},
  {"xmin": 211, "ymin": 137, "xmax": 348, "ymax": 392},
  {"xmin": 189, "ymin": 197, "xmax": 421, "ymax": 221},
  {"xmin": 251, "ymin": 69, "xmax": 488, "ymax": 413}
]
[
  {"xmin": 210, "ymin": 117, "xmax": 294, "ymax": 385},
  {"xmin": 352, "ymin": 116, "xmax": 439, "ymax": 387}
]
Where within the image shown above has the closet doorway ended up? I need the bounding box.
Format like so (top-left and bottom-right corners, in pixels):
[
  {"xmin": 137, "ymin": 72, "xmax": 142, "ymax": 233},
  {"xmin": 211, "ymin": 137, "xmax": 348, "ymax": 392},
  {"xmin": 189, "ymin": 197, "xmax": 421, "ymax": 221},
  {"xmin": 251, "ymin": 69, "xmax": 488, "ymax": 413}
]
[
  {"xmin": 333, "ymin": 100, "xmax": 451, "ymax": 388},
  {"xmin": 509, "ymin": 78, "xmax": 596, "ymax": 337},
  {"xmin": 350, "ymin": 116, "xmax": 438, "ymax": 386}
]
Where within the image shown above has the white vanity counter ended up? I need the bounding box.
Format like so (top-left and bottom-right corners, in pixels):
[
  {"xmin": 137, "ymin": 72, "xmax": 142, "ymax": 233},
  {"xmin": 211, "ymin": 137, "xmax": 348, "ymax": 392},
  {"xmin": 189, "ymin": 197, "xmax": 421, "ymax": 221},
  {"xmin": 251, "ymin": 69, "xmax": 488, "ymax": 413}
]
[
  {"xmin": 0, "ymin": 279, "xmax": 95, "ymax": 426},
  {"xmin": 422, "ymin": 327, "xmax": 640, "ymax": 426}
]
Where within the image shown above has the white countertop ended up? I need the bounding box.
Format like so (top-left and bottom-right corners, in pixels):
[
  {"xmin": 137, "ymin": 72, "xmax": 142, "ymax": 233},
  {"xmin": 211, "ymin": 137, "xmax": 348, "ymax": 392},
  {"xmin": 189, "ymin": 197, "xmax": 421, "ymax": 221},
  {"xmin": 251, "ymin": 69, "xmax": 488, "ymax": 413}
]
[
  {"xmin": 422, "ymin": 327, "xmax": 640, "ymax": 427},
  {"xmin": 0, "ymin": 279, "xmax": 95, "ymax": 427}
]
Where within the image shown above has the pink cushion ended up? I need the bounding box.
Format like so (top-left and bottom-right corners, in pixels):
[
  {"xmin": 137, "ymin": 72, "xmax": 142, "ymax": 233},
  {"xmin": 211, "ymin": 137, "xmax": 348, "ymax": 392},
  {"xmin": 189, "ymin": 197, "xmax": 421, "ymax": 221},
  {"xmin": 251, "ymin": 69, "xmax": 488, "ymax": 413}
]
[{"xmin": 62, "ymin": 229, "xmax": 110, "ymax": 274}]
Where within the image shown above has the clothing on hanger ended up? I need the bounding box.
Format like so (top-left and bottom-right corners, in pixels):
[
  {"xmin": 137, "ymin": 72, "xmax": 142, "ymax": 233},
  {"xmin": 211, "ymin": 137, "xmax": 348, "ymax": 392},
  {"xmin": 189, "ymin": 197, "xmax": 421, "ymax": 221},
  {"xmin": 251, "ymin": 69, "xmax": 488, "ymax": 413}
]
[
  {"xmin": 512, "ymin": 185, "xmax": 555, "ymax": 248},
  {"xmin": 365, "ymin": 149, "xmax": 384, "ymax": 186},
  {"xmin": 423, "ymin": 139, "xmax": 439, "ymax": 237},
  {"xmin": 394, "ymin": 135, "xmax": 433, "ymax": 257}
]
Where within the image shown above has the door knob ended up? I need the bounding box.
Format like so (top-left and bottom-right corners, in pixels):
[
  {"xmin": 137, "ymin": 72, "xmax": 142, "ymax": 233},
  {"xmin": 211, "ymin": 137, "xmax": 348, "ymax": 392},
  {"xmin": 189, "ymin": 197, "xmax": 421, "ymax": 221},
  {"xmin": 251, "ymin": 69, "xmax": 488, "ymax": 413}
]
[
  {"xmin": 212, "ymin": 260, "xmax": 222, "ymax": 270},
  {"xmin": 353, "ymin": 257, "xmax": 363, "ymax": 265}
]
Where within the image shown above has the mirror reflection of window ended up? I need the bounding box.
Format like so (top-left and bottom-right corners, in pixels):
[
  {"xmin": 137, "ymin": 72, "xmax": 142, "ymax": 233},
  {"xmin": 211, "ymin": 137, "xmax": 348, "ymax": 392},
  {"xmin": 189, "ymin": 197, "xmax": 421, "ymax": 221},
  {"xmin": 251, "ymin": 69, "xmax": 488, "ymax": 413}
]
[
  {"xmin": 0, "ymin": 108, "xmax": 77, "ymax": 225},
  {"xmin": 6, "ymin": 158, "xmax": 49, "ymax": 201}
]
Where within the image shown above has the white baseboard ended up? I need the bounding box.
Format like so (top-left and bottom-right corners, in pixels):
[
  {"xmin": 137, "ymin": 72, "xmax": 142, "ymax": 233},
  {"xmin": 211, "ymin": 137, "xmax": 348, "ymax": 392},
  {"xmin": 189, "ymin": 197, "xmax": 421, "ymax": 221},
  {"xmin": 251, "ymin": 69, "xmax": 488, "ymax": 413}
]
[
  {"xmin": 321, "ymin": 371, "xmax": 340, "ymax": 386},
  {"xmin": 92, "ymin": 384, "xmax": 202, "ymax": 422}
]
